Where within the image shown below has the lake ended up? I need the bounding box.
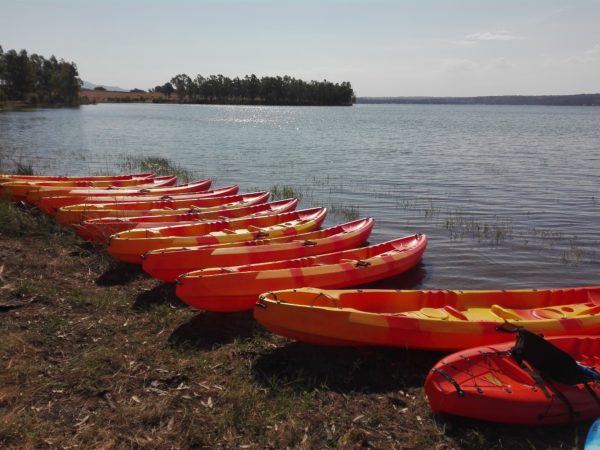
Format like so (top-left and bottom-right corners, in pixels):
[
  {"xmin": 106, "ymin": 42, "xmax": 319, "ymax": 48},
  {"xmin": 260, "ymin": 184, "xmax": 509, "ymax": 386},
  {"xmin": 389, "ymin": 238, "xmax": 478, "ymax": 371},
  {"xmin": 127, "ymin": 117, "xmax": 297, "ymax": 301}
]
[{"xmin": 1, "ymin": 103, "xmax": 599, "ymax": 290}]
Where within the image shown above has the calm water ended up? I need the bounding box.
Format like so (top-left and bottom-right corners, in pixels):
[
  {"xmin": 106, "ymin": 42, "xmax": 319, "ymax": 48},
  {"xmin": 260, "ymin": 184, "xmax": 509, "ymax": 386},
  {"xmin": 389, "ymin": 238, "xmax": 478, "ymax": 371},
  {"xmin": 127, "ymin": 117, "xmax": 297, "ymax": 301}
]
[{"xmin": 1, "ymin": 103, "xmax": 599, "ymax": 289}]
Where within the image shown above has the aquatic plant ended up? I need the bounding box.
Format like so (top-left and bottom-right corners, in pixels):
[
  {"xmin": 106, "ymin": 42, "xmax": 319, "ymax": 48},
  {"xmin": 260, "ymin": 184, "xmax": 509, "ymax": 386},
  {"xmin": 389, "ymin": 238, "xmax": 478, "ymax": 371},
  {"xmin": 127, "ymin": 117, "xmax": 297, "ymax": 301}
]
[
  {"xmin": 270, "ymin": 184, "xmax": 304, "ymax": 201},
  {"xmin": 118, "ymin": 156, "xmax": 194, "ymax": 183}
]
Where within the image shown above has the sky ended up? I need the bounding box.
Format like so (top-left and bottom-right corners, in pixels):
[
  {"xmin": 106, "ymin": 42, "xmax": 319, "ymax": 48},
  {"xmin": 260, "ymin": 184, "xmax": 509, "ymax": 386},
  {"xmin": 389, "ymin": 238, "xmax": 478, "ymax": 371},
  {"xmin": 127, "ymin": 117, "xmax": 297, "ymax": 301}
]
[{"xmin": 1, "ymin": 0, "xmax": 599, "ymax": 96}]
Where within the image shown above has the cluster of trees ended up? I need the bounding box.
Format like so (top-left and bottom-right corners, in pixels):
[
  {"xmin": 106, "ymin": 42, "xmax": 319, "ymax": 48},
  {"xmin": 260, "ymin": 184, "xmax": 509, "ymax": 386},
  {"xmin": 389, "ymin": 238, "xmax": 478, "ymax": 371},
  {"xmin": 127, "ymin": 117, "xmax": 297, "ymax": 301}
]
[
  {"xmin": 0, "ymin": 46, "xmax": 82, "ymax": 106},
  {"xmin": 153, "ymin": 74, "xmax": 354, "ymax": 106}
]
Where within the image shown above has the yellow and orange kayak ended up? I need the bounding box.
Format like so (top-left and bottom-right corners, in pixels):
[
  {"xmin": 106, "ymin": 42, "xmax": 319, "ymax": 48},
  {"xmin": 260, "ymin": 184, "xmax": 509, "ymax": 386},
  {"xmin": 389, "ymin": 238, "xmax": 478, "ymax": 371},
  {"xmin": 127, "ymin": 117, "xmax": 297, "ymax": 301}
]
[
  {"xmin": 1, "ymin": 175, "xmax": 158, "ymax": 201},
  {"xmin": 77, "ymin": 198, "xmax": 299, "ymax": 243},
  {"xmin": 52, "ymin": 186, "xmax": 244, "ymax": 225},
  {"xmin": 143, "ymin": 217, "xmax": 374, "ymax": 282},
  {"xmin": 29, "ymin": 178, "xmax": 211, "ymax": 207},
  {"xmin": 254, "ymin": 286, "xmax": 600, "ymax": 350},
  {"xmin": 177, "ymin": 234, "xmax": 427, "ymax": 312},
  {"xmin": 0, "ymin": 172, "xmax": 153, "ymax": 182},
  {"xmin": 108, "ymin": 207, "xmax": 327, "ymax": 264}
]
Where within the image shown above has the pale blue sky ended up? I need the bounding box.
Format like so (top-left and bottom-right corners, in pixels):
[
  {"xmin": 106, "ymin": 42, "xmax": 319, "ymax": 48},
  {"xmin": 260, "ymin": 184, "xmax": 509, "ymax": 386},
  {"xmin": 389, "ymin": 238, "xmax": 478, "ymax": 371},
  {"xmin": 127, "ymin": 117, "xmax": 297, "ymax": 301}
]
[{"xmin": 2, "ymin": 0, "xmax": 599, "ymax": 96}]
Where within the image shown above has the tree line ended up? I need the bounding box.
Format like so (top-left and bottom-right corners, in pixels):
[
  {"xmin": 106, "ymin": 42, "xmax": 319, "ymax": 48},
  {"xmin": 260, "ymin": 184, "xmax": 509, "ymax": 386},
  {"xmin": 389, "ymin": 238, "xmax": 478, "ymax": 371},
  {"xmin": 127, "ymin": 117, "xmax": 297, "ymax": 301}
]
[
  {"xmin": 153, "ymin": 74, "xmax": 355, "ymax": 106},
  {"xmin": 0, "ymin": 46, "xmax": 82, "ymax": 106},
  {"xmin": 356, "ymin": 94, "xmax": 600, "ymax": 106}
]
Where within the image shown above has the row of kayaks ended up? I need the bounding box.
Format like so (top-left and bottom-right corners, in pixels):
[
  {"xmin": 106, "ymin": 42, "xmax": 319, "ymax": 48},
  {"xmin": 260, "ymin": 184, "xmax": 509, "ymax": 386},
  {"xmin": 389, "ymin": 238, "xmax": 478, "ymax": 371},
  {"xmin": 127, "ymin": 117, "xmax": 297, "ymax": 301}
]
[{"xmin": 2, "ymin": 172, "xmax": 599, "ymax": 426}]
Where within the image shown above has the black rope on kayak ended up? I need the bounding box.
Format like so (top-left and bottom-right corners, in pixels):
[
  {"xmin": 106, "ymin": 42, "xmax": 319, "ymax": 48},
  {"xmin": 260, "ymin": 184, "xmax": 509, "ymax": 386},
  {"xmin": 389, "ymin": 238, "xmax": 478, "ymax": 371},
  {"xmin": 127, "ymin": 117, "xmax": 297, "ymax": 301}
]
[
  {"xmin": 545, "ymin": 379, "xmax": 578, "ymax": 425},
  {"xmin": 431, "ymin": 368, "xmax": 464, "ymax": 397},
  {"xmin": 584, "ymin": 382, "xmax": 600, "ymax": 408},
  {"xmin": 516, "ymin": 360, "xmax": 552, "ymax": 399},
  {"xmin": 255, "ymin": 292, "xmax": 277, "ymax": 309},
  {"xmin": 457, "ymin": 356, "xmax": 483, "ymax": 394},
  {"xmin": 310, "ymin": 292, "xmax": 339, "ymax": 308}
]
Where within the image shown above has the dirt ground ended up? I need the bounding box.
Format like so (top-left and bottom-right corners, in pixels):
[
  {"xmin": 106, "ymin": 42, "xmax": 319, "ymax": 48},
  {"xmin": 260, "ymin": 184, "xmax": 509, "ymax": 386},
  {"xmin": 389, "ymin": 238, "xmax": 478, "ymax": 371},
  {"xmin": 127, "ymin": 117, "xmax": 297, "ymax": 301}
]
[{"xmin": 0, "ymin": 201, "xmax": 590, "ymax": 449}]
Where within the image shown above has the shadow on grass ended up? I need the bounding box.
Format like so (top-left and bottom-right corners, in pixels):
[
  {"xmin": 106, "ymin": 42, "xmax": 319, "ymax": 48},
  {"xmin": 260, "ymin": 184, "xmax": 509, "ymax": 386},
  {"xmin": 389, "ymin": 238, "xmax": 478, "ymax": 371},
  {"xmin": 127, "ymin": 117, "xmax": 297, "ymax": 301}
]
[
  {"xmin": 254, "ymin": 342, "xmax": 445, "ymax": 394},
  {"xmin": 168, "ymin": 310, "xmax": 262, "ymax": 350},
  {"xmin": 133, "ymin": 283, "xmax": 187, "ymax": 310},
  {"xmin": 95, "ymin": 261, "xmax": 146, "ymax": 286},
  {"xmin": 434, "ymin": 413, "xmax": 588, "ymax": 450}
]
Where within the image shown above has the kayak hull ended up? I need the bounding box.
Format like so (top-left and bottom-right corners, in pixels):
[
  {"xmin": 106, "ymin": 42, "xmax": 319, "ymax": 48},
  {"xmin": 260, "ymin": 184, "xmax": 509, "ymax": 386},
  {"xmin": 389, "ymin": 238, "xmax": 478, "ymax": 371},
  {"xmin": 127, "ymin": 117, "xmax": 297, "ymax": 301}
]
[
  {"xmin": 253, "ymin": 286, "xmax": 600, "ymax": 350},
  {"xmin": 143, "ymin": 217, "xmax": 374, "ymax": 282},
  {"xmin": 425, "ymin": 336, "xmax": 600, "ymax": 425},
  {"xmin": 53, "ymin": 186, "xmax": 249, "ymax": 225},
  {"xmin": 30, "ymin": 178, "xmax": 212, "ymax": 207},
  {"xmin": 108, "ymin": 207, "xmax": 327, "ymax": 263},
  {"xmin": 77, "ymin": 198, "xmax": 298, "ymax": 243},
  {"xmin": 177, "ymin": 234, "xmax": 426, "ymax": 312}
]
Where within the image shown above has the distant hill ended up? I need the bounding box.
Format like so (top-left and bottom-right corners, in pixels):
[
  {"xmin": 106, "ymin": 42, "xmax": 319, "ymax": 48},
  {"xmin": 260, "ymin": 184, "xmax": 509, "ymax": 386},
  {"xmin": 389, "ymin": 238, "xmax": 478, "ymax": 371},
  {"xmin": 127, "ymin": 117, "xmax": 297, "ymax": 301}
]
[
  {"xmin": 81, "ymin": 80, "xmax": 128, "ymax": 92},
  {"xmin": 356, "ymin": 94, "xmax": 600, "ymax": 106}
]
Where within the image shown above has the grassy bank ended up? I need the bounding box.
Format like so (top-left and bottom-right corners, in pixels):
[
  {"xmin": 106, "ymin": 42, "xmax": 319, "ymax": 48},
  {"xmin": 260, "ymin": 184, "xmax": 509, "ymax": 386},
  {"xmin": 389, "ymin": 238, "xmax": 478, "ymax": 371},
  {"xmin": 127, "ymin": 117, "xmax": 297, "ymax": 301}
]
[{"xmin": 0, "ymin": 198, "xmax": 591, "ymax": 449}]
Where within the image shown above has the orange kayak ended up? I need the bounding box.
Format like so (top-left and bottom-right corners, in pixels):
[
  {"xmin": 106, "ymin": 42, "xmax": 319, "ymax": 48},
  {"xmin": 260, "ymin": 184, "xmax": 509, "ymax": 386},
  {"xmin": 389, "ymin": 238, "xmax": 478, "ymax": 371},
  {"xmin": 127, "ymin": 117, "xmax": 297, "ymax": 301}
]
[
  {"xmin": 52, "ymin": 186, "xmax": 243, "ymax": 225},
  {"xmin": 425, "ymin": 333, "xmax": 600, "ymax": 424},
  {"xmin": 108, "ymin": 207, "xmax": 327, "ymax": 264},
  {"xmin": 0, "ymin": 172, "xmax": 153, "ymax": 182},
  {"xmin": 177, "ymin": 234, "xmax": 427, "ymax": 312},
  {"xmin": 143, "ymin": 217, "xmax": 374, "ymax": 282},
  {"xmin": 1, "ymin": 175, "xmax": 157, "ymax": 201},
  {"xmin": 29, "ymin": 178, "xmax": 210, "ymax": 207},
  {"xmin": 254, "ymin": 286, "xmax": 600, "ymax": 350},
  {"xmin": 77, "ymin": 198, "xmax": 299, "ymax": 243}
]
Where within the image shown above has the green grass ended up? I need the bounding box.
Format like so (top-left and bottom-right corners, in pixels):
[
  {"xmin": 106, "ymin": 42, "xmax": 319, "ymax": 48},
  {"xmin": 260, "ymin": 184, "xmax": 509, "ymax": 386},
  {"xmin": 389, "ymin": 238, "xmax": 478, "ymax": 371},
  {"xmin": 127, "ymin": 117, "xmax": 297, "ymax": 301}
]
[
  {"xmin": 0, "ymin": 198, "xmax": 67, "ymax": 239},
  {"xmin": 270, "ymin": 184, "xmax": 304, "ymax": 201},
  {"xmin": 118, "ymin": 155, "xmax": 195, "ymax": 183}
]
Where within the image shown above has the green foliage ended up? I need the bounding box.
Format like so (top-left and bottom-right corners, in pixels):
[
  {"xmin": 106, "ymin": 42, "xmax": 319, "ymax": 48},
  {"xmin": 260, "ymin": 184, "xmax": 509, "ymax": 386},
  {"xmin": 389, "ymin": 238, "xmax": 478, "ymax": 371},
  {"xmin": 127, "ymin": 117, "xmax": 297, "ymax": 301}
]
[
  {"xmin": 0, "ymin": 198, "xmax": 63, "ymax": 238},
  {"xmin": 0, "ymin": 47, "xmax": 82, "ymax": 105},
  {"xmin": 118, "ymin": 155, "xmax": 194, "ymax": 183},
  {"xmin": 270, "ymin": 185, "xmax": 304, "ymax": 201},
  {"xmin": 15, "ymin": 162, "xmax": 34, "ymax": 175},
  {"xmin": 165, "ymin": 73, "xmax": 354, "ymax": 106}
]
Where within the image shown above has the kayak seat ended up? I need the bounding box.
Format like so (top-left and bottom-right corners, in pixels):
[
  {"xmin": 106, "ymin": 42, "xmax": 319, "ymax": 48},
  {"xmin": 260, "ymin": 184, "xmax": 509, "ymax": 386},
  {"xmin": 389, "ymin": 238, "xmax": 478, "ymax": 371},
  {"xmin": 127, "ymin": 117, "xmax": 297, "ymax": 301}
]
[
  {"xmin": 443, "ymin": 305, "xmax": 468, "ymax": 320},
  {"xmin": 490, "ymin": 304, "xmax": 522, "ymax": 321},
  {"xmin": 577, "ymin": 305, "xmax": 600, "ymax": 316}
]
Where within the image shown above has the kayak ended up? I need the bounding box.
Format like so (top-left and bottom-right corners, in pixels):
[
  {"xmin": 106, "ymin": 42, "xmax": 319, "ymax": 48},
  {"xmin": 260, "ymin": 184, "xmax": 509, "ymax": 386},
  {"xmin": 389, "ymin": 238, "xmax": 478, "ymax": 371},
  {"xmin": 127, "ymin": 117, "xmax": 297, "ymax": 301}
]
[
  {"xmin": 1, "ymin": 175, "xmax": 158, "ymax": 201},
  {"xmin": 425, "ymin": 333, "xmax": 600, "ymax": 425},
  {"xmin": 52, "ymin": 186, "xmax": 243, "ymax": 225},
  {"xmin": 22, "ymin": 175, "xmax": 178, "ymax": 205},
  {"xmin": 0, "ymin": 172, "xmax": 153, "ymax": 182},
  {"xmin": 143, "ymin": 217, "xmax": 374, "ymax": 282},
  {"xmin": 77, "ymin": 198, "xmax": 299, "ymax": 243},
  {"xmin": 28, "ymin": 178, "xmax": 211, "ymax": 206},
  {"xmin": 178, "ymin": 234, "xmax": 426, "ymax": 313},
  {"xmin": 253, "ymin": 286, "xmax": 600, "ymax": 350},
  {"xmin": 108, "ymin": 207, "xmax": 327, "ymax": 264}
]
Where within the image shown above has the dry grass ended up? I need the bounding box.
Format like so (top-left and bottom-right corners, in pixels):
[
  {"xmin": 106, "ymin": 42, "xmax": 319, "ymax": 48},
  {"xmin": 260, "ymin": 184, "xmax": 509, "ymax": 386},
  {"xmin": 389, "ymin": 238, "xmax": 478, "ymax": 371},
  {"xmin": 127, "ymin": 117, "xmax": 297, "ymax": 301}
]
[
  {"xmin": 0, "ymin": 198, "xmax": 591, "ymax": 449},
  {"xmin": 80, "ymin": 89, "xmax": 170, "ymax": 104}
]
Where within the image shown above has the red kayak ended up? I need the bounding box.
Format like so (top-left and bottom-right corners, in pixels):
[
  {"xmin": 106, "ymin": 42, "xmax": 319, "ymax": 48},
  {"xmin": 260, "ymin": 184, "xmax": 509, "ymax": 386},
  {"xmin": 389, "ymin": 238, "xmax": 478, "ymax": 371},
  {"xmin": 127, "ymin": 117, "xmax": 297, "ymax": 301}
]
[
  {"xmin": 176, "ymin": 234, "xmax": 426, "ymax": 312},
  {"xmin": 77, "ymin": 198, "xmax": 299, "ymax": 243},
  {"xmin": 0, "ymin": 172, "xmax": 153, "ymax": 182},
  {"xmin": 143, "ymin": 217, "xmax": 374, "ymax": 282},
  {"xmin": 52, "ymin": 186, "xmax": 247, "ymax": 225},
  {"xmin": 30, "ymin": 178, "xmax": 212, "ymax": 209},
  {"xmin": 425, "ymin": 331, "xmax": 600, "ymax": 425}
]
